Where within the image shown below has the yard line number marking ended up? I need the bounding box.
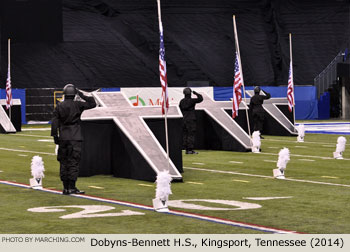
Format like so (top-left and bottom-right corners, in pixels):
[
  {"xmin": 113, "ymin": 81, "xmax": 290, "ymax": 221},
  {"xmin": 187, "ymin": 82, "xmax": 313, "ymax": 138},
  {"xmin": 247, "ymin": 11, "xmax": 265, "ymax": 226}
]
[{"xmin": 28, "ymin": 205, "xmax": 144, "ymax": 219}]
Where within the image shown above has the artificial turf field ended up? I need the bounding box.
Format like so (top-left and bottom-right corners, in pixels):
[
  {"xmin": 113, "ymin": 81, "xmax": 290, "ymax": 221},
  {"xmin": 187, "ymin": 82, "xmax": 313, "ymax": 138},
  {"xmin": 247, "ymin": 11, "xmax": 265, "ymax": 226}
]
[{"xmin": 0, "ymin": 124, "xmax": 349, "ymax": 234}]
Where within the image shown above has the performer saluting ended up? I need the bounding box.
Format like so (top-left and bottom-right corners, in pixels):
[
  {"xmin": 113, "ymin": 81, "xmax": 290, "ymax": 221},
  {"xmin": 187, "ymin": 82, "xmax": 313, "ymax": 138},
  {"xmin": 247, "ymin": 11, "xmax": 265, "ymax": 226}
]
[
  {"xmin": 249, "ymin": 86, "xmax": 271, "ymax": 139},
  {"xmin": 51, "ymin": 84, "xmax": 96, "ymax": 195},
  {"xmin": 179, "ymin": 88, "xmax": 203, "ymax": 154}
]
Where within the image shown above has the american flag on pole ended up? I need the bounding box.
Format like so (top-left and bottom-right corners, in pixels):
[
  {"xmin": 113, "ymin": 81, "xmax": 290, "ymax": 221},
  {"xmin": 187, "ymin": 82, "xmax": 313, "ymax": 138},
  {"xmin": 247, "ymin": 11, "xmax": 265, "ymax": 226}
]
[
  {"xmin": 287, "ymin": 60, "xmax": 294, "ymax": 112},
  {"xmin": 159, "ymin": 21, "xmax": 169, "ymax": 115},
  {"xmin": 6, "ymin": 64, "xmax": 12, "ymax": 110},
  {"xmin": 232, "ymin": 52, "xmax": 243, "ymax": 118}
]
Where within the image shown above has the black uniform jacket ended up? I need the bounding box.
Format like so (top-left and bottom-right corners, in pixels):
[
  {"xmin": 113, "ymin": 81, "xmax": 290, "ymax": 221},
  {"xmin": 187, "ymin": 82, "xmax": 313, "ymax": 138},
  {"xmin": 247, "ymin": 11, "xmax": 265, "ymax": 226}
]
[
  {"xmin": 179, "ymin": 93, "xmax": 203, "ymax": 121},
  {"xmin": 249, "ymin": 92, "xmax": 271, "ymax": 114},
  {"xmin": 51, "ymin": 94, "xmax": 96, "ymax": 141}
]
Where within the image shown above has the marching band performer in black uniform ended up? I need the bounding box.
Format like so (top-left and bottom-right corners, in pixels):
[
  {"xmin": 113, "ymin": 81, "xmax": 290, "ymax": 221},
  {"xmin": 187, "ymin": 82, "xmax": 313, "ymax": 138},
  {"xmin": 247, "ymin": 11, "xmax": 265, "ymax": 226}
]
[
  {"xmin": 51, "ymin": 84, "xmax": 96, "ymax": 195},
  {"xmin": 179, "ymin": 88, "xmax": 203, "ymax": 154},
  {"xmin": 249, "ymin": 86, "xmax": 271, "ymax": 138}
]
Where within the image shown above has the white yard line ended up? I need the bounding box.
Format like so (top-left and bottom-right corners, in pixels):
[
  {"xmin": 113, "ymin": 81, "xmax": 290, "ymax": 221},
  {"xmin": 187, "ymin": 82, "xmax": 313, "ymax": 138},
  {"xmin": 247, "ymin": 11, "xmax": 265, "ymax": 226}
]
[
  {"xmin": 192, "ymin": 162, "xmax": 205, "ymax": 165},
  {"xmin": 88, "ymin": 186, "xmax": 105, "ymax": 189},
  {"xmin": 263, "ymin": 138, "xmax": 350, "ymax": 146},
  {"xmin": 258, "ymin": 152, "xmax": 350, "ymax": 161},
  {"xmin": 263, "ymin": 160, "xmax": 276, "ymax": 163},
  {"xmin": 321, "ymin": 176, "xmax": 338, "ymax": 179},
  {"xmin": 138, "ymin": 184, "xmax": 154, "ymax": 187},
  {"xmin": 232, "ymin": 179, "xmax": 250, "ymax": 183},
  {"xmin": 38, "ymin": 139, "xmax": 54, "ymax": 142},
  {"xmin": 0, "ymin": 147, "xmax": 55, "ymax": 156},
  {"xmin": 8, "ymin": 134, "xmax": 52, "ymax": 138},
  {"xmin": 229, "ymin": 161, "xmax": 244, "ymax": 164},
  {"xmin": 22, "ymin": 128, "xmax": 50, "ymax": 131},
  {"xmin": 297, "ymin": 159, "xmax": 315, "ymax": 162},
  {"xmin": 186, "ymin": 181, "xmax": 204, "ymax": 185},
  {"xmin": 184, "ymin": 167, "xmax": 350, "ymax": 188}
]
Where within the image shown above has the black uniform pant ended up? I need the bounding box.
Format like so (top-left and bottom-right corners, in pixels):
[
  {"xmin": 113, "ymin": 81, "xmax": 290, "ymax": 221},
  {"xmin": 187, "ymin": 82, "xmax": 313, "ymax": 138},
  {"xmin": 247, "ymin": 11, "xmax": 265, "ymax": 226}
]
[
  {"xmin": 57, "ymin": 140, "xmax": 82, "ymax": 182},
  {"xmin": 182, "ymin": 120, "xmax": 196, "ymax": 151},
  {"xmin": 253, "ymin": 112, "xmax": 265, "ymax": 133}
]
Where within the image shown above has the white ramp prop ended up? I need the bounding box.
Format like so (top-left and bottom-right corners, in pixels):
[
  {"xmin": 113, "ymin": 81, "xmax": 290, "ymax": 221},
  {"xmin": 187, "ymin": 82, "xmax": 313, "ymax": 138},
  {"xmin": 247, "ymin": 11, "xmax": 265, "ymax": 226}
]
[
  {"xmin": 333, "ymin": 136, "xmax": 347, "ymax": 159},
  {"xmin": 273, "ymin": 148, "xmax": 290, "ymax": 179},
  {"xmin": 196, "ymin": 93, "xmax": 252, "ymax": 150},
  {"xmin": 153, "ymin": 171, "xmax": 172, "ymax": 212},
  {"xmin": 0, "ymin": 99, "xmax": 16, "ymax": 133},
  {"xmin": 81, "ymin": 92, "xmax": 182, "ymax": 180},
  {"xmin": 30, "ymin": 156, "xmax": 45, "ymax": 189},
  {"xmin": 251, "ymin": 131, "xmax": 261, "ymax": 153},
  {"xmin": 297, "ymin": 124, "xmax": 305, "ymax": 142},
  {"xmin": 245, "ymin": 90, "xmax": 298, "ymax": 135}
]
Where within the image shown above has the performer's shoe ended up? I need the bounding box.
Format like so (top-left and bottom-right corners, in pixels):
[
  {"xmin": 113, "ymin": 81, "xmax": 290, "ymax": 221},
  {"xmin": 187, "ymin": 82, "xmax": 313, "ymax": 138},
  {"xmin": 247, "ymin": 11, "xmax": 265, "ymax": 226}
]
[
  {"xmin": 62, "ymin": 189, "xmax": 70, "ymax": 195},
  {"xmin": 186, "ymin": 150, "xmax": 198, "ymax": 154},
  {"xmin": 69, "ymin": 188, "xmax": 85, "ymax": 194}
]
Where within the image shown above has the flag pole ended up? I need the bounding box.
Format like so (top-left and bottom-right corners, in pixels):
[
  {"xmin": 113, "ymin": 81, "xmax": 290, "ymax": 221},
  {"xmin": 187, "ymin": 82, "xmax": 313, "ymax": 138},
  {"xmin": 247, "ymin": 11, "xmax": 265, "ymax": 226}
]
[
  {"xmin": 289, "ymin": 33, "xmax": 296, "ymax": 126},
  {"xmin": 8, "ymin": 38, "xmax": 12, "ymax": 121},
  {"xmin": 157, "ymin": 0, "xmax": 170, "ymax": 170},
  {"xmin": 233, "ymin": 15, "xmax": 251, "ymax": 138}
]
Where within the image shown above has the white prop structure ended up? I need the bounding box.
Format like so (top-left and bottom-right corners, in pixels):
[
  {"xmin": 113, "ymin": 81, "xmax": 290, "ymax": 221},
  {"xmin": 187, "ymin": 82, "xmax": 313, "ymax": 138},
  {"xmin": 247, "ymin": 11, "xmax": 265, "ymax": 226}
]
[
  {"xmin": 251, "ymin": 131, "xmax": 261, "ymax": 153},
  {"xmin": 30, "ymin": 156, "xmax": 45, "ymax": 189},
  {"xmin": 153, "ymin": 171, "xmax": 172, "ymax": 212},
  {"xmin": 297, "ymin": 124, "xmax": 305, "ymax": 142},
  {"xmin": 333, "ymin": 136, "xmax": 347, "ymax": 159},
  {"xmin": 273, "ymin": 148, "xmax": 290, "ymax": 179}
]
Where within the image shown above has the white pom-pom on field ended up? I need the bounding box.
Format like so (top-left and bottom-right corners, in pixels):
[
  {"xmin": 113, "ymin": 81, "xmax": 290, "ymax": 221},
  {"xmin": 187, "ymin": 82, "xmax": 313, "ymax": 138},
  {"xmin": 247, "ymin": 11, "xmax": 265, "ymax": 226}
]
[
  {"xmin": 273, "ymin": 148, "xmax": 290, "ymax": 179},
  {"xmin": 30, "ymin": 156, "xmax": 45, "ymax": 189},
  {"xmin": 31, "ymin": 155, "xmax": 45, "ymax": 179},
  {"xmin": 251, "ymin": 131, "xmax": 261, "ymax": 153},
  {"xmin": 153, "ymin": 171, "xmax": 172, "ymax": 212},
  {"xmin": 334, "ymin": 136, "xmax": 347, "ymax": 159},
  {"xmin": 297, "ymin": 124, "xmax": 305, "ymax": 142},
  {"xmin": 155, "ymin": 171, "xmax": 172, "ymax": 201}
]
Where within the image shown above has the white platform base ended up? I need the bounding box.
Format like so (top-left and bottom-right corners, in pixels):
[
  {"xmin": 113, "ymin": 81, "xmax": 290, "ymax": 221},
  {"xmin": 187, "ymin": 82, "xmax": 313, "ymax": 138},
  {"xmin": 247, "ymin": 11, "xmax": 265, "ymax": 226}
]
[
  {"xmin": 333, "ymin": 152, "xmax": 343, "ymax": 159},
  {"xmin": 30, "ymin": 178, "xmax": 43, "ymax": 190},
  {"xmin": 152, "ymin": 198, "xmax": 169, "ymax": 212},
  {"xmin": 297, "ymin": 136, "xmax": 304, "ymax": 142},
  {"xmin": 252, "ymin": 146, "xmax": 260, "ymax": 153},
  {"xmin": 273, "ymin": 169, "xmax": 285, "ymax": 179}
]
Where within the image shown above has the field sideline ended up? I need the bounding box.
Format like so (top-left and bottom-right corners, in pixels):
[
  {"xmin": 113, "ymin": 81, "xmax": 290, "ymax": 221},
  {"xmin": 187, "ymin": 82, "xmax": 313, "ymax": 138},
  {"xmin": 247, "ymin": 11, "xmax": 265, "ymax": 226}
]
[{"xmin": 0, "ymin": 125, "xmax": 349, "ymax": 234}]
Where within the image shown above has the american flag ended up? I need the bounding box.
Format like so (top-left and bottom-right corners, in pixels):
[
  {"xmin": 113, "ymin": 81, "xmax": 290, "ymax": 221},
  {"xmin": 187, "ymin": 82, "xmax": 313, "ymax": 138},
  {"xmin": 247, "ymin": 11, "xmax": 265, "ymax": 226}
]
[
  {"xmin": 232, "ymin": 52, "xmax": 243, "ymax": 118},
  {"xmin": 287, "ymin": 60, "xmax": 294, "ymax": 112},
  {"xmin": 159, "ymin": 21, "xmax": 169, "ymax": 115},
  {"xmin": 6, "ymin": 64, "xmax": 12, "ymax": 110}
]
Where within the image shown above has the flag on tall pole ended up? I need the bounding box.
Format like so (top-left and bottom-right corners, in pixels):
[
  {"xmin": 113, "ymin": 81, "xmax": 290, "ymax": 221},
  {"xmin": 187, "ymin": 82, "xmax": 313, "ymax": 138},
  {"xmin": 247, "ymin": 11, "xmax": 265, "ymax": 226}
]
[
  {"xmin": 157, "ymin": 0, "xmax": 170, "ymax": 170},
  {"xmin": 158, "ymin": 7, "xmax": 169, "ymax": 115},
  {"xmin": 232, "ymin": 15, "xmax": 251, "ymax": 137},
  {"xmin": 287, "ymin": 33, "xmax": 295, "ymax": 113},
  {"xmin": 232, "ymin": 52, "xmax": 243, "ymax": 118},
  {"xmin": 6, "ymin": 38, "xmax": 13, "ymax": 110}
]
